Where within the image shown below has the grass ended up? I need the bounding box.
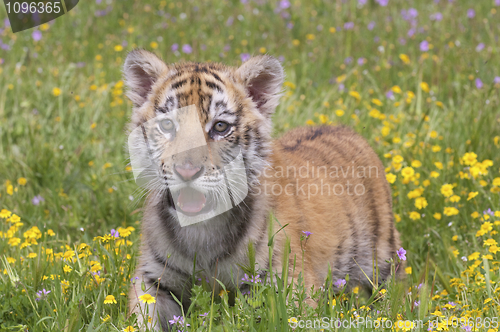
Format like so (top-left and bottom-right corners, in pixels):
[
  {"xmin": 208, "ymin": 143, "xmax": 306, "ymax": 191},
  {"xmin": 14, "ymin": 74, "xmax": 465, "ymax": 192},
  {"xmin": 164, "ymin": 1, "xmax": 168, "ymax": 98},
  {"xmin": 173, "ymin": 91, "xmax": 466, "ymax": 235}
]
[{"xmin": 1, "ymin": 0, "xmax": 500, "ymax": 331}]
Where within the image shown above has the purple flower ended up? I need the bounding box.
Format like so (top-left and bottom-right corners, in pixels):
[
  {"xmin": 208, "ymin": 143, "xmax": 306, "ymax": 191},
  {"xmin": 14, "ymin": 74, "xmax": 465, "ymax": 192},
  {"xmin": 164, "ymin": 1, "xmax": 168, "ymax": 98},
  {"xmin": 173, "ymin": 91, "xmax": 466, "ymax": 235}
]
[
  {"xmin": 302, "ymin": 231, "xmax": 312, "ymax": 238},
  {"xmin": 344, "ymin": 56, "xmax": 353, "ymax": 64},
  {"xmin": 496, "ymin": 0, "xmax": 500, "ymax": 6},
  {"xmin": 279, "ymin": 0, "xmax": 290, "ymax": 9},
  {"xmin": 241, "ymin": 273, "xmax": 261, "ymax": 284},
  {"xmin": 35, "ymin": 289, "xmax": 51, "ymax": 301},
  {"xmin": 386, "ymin": 90, "xmax": 394, "ymax": 99},
  {"xmin": 171, "ymin": 43, "xmax": 179, "ymax": 52},
  {"xmin": 32, "ymin": 30, "xmax": 42, "ymax": 42},
  {"xmin": 169, "ymin": 315, "xmax": 190, "ymax": 327},
  {"xmin": 407, "ymin": 28, "xmax": 415, "ymax": 37},
  {"xmin": 462, "ymin": 324, "xmax": 472, "ymax": 332},
  {"xmin": 375, "ymin": 0, "xmax": 389, "ymax": 6},
  {"xmin": 420, "ymin": 40, "xmax": 429, "ymax": 52},
  {"xmin": 182, "ymin": 44, "xmax": 192, "ymax": 54},
  {"xmin": 467, "ymin": 9, "xmax": 475, "ymax": 18},
  {"xmin": 475, "ymin": 78, "xmax": 483, "ymax": 89},
  {"xmin": 399, "ymin": 38, "xmax": 407, "ymax": 45},
  {"xmin": 199, "ymin": 312, "xmax": 209, "ymax": 317},
  {"xmin": 338, "ymin": 84, "xmax": 345, "ymax": 92},
  {"xmin": 358, "ymin": 0, "xmax": 367, "ymax": 5},
  {"xmin": 110, "ymin": 229, "xmax": 119, "ymax": 238},
  {"xmin": 414, "ymin": 300, "xmax": 420, "ymax": 307},
  {"xmin": 430, "ymin": 12, "xmax": 443, "ymax": 21},
  {"xmin": 226, "ymin": 17, "xmax": 234, "ymax": 26},
  {"xmin": 367, "ymin": 21, "xmax": 376, "ymax": 31},
  {"xmin": 476, "ymin": 43, "xmax": 485, "ymax": 52},
  {"xmin": 357, "ymin": 58, "xmax": 365, "ymax": 66},
  {"xmin": 344, "ymin": 22, "xmax": 354, "ymax": 30},
  {"xmin": 287, "ymin": 22, "xmax": 294, "ymax": 29},
  {"xmin": 31, "ymin": 195, "xmax": 44, "ymax": 206},
  {"xmin": 494, "ymin": 77, "xmax": 500, "ymax": 84},
  {"xmin": 334, "ymin": 278, "xmax": 346, "ymax": 288},
  {"xmin": 484, "ymin": 208, "xmax": 494, "ymax": 216},
  {"xmin": 397, "ymin": 247, "xmax": 406, "ymax": 261},
  {"xmin": 240, "ymin": 53, "xmax": 251, "ymax": 62},
  {"xmin": 401, "ymin": 8, "xmax": 418, "ymax": 21}
]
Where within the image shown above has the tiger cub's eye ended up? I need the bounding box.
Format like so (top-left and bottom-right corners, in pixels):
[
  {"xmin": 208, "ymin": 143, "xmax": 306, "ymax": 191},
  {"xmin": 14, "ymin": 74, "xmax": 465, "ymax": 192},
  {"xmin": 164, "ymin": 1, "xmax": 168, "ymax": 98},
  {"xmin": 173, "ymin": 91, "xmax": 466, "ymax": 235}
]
[
  {"xmin": 159, "ymin": 119, "xmax": 174, "ymax": 132},
  {"xmin": 213, "ymin": 121, "xmax": 229, "ymax": 133}
]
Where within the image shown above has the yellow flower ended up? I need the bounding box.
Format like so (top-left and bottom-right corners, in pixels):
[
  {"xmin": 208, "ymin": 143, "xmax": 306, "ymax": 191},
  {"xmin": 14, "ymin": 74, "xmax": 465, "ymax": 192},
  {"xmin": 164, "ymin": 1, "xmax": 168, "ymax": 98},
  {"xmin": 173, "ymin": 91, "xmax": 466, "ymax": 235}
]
[
  {"xmin": 27, "ymin": 253, "xmax": 37, "ymax": 259},
  {"xmin": 484, "ymin": 239, "xmax": 497, "ymax": 246},
  {"xmin": 150, "ymin": 41, "xmax": 158, "ymax": 49},
  {"xmin": 393, "ymin": 155, "xmax": 404, "ymax": 163},
  {"xmin": 467, "ymin": 192, "xmax": 478, "ymax": 201},
  {"xmin": 411, "ymin": 160, "xmax": 422, "ymax": 168},
  {"xmin": 371, "ymin": 98, "xmax": 383, "ymax": 106},
  {"xmin": 288, "ymin": 317, "xmax": 298, "ymax": 323},
  {"xmin": 440, "ymin": 184, "xmax": 454, "ymax": 197},
  {"xmin": 401, "ymin": 167, "xmax": 415, "ymax": 179},
  {"xmin": 139, "ymin": 294, "xmax": 156, "ymax": 304},
  {"xmin": 17, "ymin": 178, "xmax": 27, "ymax": 186},
  {"xmin": 348, "ymin": 91, "xmax": 361, "ymax": 100},
  {"xmin": 405, "ymin": 267, "xmax": 412, "ymax": 274},
  {"xmin": 430, "ymin": 171, "xmax": 440, "ymax": 178},
  {"xmin": 63, "ymin": 265, "xmax": 72, "ymax": 273},
  {"xmin": 114, "ymin": 45, "xmax": 123, "ymax": 52},
  {"xmin": 47, "ymin": 229, "xmax": 55, "ymax": 236},
  {"xmin": 462, "ymin": 152, "xmax": 477, "ymax": 166},
  {"xmin": 104, "ymin": 295, "xmax": 117, "ymax": 304},
  {"xmin": 489, "ymin": 245, "xmax": 499, "ymax": 254},
  {"xmin": 443, "ymin": 207, "xmax": 459, "ymax": 216},
  {"xmin": 433, "ymin": 213, "xmax": 442, "ymax": 220},
  {"xmin": 468, "ymin": 252, "xmax": 480, "ymax": 261},
  {"xmin": 431, "ymin": 145, "xmax": 441, "ymax": 152},
  {"xmin": 7, "ymin": 257, "xmax": 16, "ymax": 264},
  {"xmin": 335, "ymin": 109, "xmax": 344, "ymax": 117},
  {"xmin": 0, "ymin": 209, "xmax": 12, "ymax": 218},
  {"xmin": 434, "ymin": 162, "xmax": 443, "ymax": 170},
  {"xmin": 123, "ymin": 327, "xmax": 136, "ymax": 332},
  {"xmin": 471, "ymin": 211, "xmax": 480, "ymax": 219},
  {"xmin": 52, "ymin": 87, "xmax": 61, "ymax": 96},
  {"xmin": 409, "ymin": 211, "xmax": 421, "ymax": 220},
  {"xmin": 318, "ymin": 114, "xmax": 328, "ymax": 124},
  {"xmin": 399, "ymin": 54, "xmax": 410, "ymax": 64},
  {"xmin": 420, "ymin": 82, "xmax": 430, "ymax": 93},
  {"xmin": 415, "ymin": 197, "xmax": 428, "ymax": 210},
  {"xmin": 7, "ymin": 185, "xmax": 13, "ymax": 195},
  {"xmin": 391, "ymin": 85, "xmax": 402, "ymax": 94},
  {"xmin": 386, "ymin": 173, "xmax": 396, "ymax": 184},
  {"xmin": 452, "ymin": 235, "xmax": 458, "ymax": 241},
  {"xmin": 8, "ymin": 237, "xmax": 21, "ymax": 246},
  {"xmin": 306, "ymin": 119, "xmax": 315, "ymax": 125},
  {"xmin": 430, "ymin": 130, "xmax": 438, "ymax": 138},
  {"xmin": 449, "ymin": 195, "xmax": 461, "ymax": 203}
]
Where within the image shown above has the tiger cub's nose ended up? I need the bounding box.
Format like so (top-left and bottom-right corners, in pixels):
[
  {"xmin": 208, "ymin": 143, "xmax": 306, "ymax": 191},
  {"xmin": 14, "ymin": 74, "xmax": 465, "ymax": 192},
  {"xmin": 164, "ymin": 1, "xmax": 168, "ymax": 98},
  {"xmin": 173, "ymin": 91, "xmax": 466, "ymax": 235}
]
[{"xmin": 174, "ymin": 163, "xmax": 204, "ymax": 181}]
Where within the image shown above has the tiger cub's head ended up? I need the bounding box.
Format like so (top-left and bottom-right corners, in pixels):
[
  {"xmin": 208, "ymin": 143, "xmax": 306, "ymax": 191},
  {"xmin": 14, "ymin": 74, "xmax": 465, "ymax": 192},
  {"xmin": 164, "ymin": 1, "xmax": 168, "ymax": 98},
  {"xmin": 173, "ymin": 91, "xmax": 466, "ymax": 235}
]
[{"xmin": 123, "ymin": 49, "xmax": 284, "ymax": 224}]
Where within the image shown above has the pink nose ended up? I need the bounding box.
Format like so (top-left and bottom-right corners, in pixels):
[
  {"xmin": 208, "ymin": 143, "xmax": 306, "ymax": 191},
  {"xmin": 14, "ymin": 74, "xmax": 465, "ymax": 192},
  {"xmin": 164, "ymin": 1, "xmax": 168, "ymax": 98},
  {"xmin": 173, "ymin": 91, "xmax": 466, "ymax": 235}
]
[{"xmin": 174, "ymin": 164, "xmax": 202, "ymax": 181}]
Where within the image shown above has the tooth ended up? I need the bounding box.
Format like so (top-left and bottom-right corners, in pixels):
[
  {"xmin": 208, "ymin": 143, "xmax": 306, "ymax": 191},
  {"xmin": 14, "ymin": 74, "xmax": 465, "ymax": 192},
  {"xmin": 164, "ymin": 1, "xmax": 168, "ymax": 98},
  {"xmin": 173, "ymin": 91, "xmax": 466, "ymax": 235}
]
[{"xmin": 201, "ymin": 204, "xmax": 205, "ymax": 208}]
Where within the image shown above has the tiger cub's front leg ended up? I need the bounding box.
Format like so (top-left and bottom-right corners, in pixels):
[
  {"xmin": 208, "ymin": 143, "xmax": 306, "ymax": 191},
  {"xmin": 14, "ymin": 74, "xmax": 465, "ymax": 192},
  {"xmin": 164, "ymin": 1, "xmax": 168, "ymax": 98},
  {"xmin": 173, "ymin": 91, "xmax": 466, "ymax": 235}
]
[{"xmin": 129, "ymin": 259, "xmax": 192, "ymax": 331}]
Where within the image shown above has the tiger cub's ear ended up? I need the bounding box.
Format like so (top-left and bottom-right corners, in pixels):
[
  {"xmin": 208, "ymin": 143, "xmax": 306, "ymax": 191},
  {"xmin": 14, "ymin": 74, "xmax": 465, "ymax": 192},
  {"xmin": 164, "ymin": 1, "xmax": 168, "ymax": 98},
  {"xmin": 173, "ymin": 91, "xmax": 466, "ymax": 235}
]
[
  {"xmin": 236, "ymin": 55, "xmax": 284, "ymax": 118},
  {"xmin": 123, "ymin": 49, "xmax": 169, "ymax": 108}
]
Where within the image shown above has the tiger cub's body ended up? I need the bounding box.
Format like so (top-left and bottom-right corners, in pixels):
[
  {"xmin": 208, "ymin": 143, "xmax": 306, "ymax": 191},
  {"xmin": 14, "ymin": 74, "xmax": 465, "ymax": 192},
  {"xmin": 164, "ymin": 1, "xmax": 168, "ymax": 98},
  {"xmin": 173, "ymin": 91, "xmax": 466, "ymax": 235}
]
[{"xmin": 123, "ymin": 49, "xmax": 400, "ymax": 331}]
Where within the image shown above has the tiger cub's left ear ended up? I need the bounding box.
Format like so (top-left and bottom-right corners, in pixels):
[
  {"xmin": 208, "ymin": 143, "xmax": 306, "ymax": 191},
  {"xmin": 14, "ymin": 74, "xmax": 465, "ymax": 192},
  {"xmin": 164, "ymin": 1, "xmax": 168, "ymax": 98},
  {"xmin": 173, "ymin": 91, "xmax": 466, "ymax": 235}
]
[
  {"xmin": 236, "ymin": 55, "xmax": 284, "ymax": 117},
  {"xmin": 123, "ymin": 49, "xmax": 169, "ymax": 108}
]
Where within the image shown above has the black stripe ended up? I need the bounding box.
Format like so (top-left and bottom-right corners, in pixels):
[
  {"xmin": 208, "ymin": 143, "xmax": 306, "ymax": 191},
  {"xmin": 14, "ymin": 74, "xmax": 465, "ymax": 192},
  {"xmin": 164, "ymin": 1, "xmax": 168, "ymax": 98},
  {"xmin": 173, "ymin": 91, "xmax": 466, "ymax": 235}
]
[
  {"xmin": 171, "ymin": 79, "xmax": 187, "ymax": 90},
  {"xmin": 205, "ymin": 81, "xmax": 223, "ymax": 92},
  {"xmin": 209, "ymin": 71, "xmax": 223, "ymax": 83}
]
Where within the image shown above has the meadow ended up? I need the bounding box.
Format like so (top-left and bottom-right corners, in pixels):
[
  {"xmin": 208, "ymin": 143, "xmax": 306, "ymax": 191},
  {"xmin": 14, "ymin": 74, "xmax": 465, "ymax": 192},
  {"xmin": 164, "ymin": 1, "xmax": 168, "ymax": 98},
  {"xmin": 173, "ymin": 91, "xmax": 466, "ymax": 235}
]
[{"xmin": 1, "ymin": 0, "xmax": 500, "ymax": 331}]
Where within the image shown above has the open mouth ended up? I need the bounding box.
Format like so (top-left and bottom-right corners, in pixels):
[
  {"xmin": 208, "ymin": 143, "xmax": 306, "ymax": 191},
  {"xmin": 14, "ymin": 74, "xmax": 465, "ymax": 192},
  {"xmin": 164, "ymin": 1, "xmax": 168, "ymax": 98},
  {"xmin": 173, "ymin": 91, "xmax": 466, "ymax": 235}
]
[{"xmin": 171, "ymin": 187, "xmax": 211, "ymax": 216}]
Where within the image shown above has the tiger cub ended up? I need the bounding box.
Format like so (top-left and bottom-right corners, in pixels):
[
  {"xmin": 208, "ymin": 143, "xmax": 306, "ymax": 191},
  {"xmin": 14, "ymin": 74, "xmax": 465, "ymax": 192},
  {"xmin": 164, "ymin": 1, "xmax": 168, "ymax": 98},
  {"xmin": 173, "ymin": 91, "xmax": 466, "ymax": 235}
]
[{"xmin": 123, "ymin": 49, "xmax": 401, "ymax": 331}]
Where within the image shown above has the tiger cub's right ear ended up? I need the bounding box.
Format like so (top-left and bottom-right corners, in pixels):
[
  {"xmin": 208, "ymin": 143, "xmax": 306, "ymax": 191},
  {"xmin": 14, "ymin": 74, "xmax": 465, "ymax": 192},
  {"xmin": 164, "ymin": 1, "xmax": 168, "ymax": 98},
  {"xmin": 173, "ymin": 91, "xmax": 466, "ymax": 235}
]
[{"xmin": 123, "ymin": 49, "xmax": 169, "ymax": 108}]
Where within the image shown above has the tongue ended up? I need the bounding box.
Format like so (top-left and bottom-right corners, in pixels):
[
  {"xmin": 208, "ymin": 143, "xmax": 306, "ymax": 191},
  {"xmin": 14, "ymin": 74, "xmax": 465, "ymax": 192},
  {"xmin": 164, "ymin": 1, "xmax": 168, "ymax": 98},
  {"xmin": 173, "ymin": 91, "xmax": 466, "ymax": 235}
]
[{"xmin": 177, "ymin": 187, "xmax": 206, "ymax": 213}]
